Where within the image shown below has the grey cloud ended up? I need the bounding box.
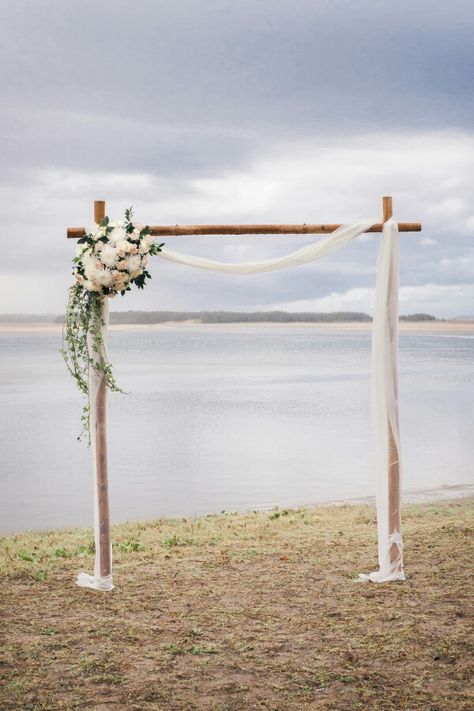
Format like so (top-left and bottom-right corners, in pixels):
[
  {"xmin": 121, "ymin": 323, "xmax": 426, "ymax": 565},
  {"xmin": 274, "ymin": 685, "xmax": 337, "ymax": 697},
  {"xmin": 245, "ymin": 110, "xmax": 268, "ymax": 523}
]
[
  {"xmin": 2, "ymin": 1, "xmax": 473, "ymax": 138},
  {"xmin": 1, "ymin": 2, "xmax": 473, "ymax": 316}
]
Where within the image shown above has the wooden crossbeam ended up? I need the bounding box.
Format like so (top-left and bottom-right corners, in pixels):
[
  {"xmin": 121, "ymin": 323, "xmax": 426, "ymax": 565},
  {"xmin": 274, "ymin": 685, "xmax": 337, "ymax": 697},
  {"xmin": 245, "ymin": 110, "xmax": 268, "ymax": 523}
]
[{"xmin": 67, "ymin": 221, "xmax": 421, "ymax": 238}]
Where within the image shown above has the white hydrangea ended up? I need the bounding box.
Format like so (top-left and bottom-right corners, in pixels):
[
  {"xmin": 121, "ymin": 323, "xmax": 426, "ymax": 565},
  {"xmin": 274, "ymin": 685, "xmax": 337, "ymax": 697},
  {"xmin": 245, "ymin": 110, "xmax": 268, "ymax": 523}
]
[
  {"xmin": 139, "ymin": 236, "xmax": 154, "ymax": 254},
  {"xmin": 94, "ymin": 269, "xmax": 114, "ymax": 287},
  {"xmin": 83, "ymin": 280, "xmax": 97, "ymax": 292},
  {"xmin": 125, "ymin": 254, "xmax": 142, "ymax": 277},
  {"xmin": 100, "ymin": 244, "xmax": 119, "ymax": 268},
  {"xmin": 116, "ymin": 240, "xmax": 130, "ymax": 256},
  {"xmin": 81, "ymin": 250, "xmax": 95, "ymax": 268},
  {"xmin": 108, "ymin": 226, "xmax": 126, "ymax": 244}
]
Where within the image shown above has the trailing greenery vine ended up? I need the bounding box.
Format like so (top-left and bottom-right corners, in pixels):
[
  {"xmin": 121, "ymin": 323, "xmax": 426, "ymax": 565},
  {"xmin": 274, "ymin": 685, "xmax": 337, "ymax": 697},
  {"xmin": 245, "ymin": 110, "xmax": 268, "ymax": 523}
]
[{"xmin": 61, "ymin": 209, "xmax": 163, "ymax": 443}]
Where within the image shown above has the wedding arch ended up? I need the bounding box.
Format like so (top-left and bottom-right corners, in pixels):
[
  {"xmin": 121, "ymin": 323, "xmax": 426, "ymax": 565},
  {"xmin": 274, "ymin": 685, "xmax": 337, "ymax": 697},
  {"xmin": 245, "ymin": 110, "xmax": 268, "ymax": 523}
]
[{"xmin": 66, "ymin": 197, "xmax": 422, "ymax": 591}]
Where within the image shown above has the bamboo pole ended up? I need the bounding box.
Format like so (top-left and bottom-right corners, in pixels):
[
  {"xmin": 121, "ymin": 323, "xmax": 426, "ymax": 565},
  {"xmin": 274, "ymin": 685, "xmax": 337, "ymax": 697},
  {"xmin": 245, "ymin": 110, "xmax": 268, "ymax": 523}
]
[
  {"xmin": 67, "ymin": 221, "xmax": 421, "ymax": 239},
  {"xmin": 382, "ymin": 196, "xmax": 402, "ymax": 567},
  {"xmin": 93, "ymin": 200, "xmax": 112, "ymax": 578}
]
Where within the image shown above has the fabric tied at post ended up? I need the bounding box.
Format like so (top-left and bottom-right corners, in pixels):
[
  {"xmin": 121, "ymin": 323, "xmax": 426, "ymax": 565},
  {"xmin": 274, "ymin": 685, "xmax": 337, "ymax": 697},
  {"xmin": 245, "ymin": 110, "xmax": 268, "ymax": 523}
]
[{"xmin": 76, "ymin": 298, "xmax": 114, "ymax": 592}]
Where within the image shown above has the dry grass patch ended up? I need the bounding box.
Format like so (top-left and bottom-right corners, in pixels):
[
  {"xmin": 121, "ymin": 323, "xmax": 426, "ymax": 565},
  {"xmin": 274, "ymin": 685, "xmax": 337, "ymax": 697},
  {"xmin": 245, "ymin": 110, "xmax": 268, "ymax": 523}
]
[{"xmin": 1, "ymin": 499, "xmax": 473, "ymax": 710}]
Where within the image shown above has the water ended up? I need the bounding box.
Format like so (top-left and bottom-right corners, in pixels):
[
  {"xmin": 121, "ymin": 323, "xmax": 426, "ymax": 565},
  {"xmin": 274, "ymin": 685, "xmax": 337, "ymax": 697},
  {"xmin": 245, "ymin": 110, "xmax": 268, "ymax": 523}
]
[{"xmin": 0, "ymin": 325, "xmax": 473, "ymax": 534}]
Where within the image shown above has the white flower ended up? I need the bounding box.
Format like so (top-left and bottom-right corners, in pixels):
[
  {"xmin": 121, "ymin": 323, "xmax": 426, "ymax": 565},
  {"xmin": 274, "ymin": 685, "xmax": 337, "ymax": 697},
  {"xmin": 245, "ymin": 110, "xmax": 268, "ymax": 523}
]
[
  {"xmin": 91, "ymin": 226, "xmax": 106, "ymax": 241},
  {"xmin": 139, "ymin": 236, "xmax": 154, "ymax": 254},
  {"xmin": 94, "ymin": 269, "xmax": 114, "ymax": 287},
  {"xmin": 108, "ymin": 226, "xmax": 126, "ymax": 244},
  {"xmin": 83, "ymin": 280, "xmax": 98, "ymax": 292},
  {"xmin": 116, "ymin": 240, "xmax": 131, "ymax": 257},
  {"xmin": 100, "ymin": 244, "xmax": 118, "ymax": 268},
  {"xmin": 129, "ymin": 225, "xmax": 143, "ymax": 241},
  {"xmin": 125, "ymin": 254, "xmax": 142, "ymax": 277}
]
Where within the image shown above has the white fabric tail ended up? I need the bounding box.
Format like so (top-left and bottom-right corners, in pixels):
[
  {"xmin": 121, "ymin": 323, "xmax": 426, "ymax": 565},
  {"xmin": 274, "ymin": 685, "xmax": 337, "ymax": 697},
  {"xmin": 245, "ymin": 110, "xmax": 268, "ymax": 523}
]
[
  {"xmin": 359, "ymin": 218, "xmax": 405, "ymax": 583},
  {"xmin": 76, "ymin": 298, "xmax": 114, "ymax": 592}
]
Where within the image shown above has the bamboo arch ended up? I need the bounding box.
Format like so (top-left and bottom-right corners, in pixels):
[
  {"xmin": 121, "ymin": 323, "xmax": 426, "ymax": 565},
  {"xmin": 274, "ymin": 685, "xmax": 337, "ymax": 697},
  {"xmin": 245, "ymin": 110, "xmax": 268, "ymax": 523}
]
[{"xmin": 67, "ymin": 197, "xmax": 421, "ymax": 589}]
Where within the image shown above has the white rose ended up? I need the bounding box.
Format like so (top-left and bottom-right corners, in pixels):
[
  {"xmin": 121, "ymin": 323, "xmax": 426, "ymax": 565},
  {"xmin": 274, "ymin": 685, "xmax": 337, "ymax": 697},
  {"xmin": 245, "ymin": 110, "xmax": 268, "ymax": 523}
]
[
  {"xmin": 129, "ymin": 225, "xmax": 144, "ymax": 241},
  {"xmin": 139, "ymin": 236, "xmax": 154, "ymax": 254},
  {"xmin": 83, "ymin": 280, "xmax": 98, "ymax": 292},
  {"xmin": 116, "ymin": 240, "xmax": 130, "ymax": 257}
]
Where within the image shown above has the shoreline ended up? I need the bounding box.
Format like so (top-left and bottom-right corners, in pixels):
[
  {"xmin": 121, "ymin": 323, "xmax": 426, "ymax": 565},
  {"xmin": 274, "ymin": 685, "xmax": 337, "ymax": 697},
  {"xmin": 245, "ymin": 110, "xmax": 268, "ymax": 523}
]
[
  {"xmin": 2, "ymin": 485, "xmax": 472, "ymax": 537},
  {"xmin": 1, "ymin": 320, "xmax": 473, "ymax": 333}
]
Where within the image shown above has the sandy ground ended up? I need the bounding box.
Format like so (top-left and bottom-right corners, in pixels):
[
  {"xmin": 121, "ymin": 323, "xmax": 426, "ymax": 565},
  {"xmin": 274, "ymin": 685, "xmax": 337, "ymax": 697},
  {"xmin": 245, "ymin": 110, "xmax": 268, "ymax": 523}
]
[
  {"xmin": 1, "ymin": 320, "xmax": 473, "ymax": 333},
  {"xmin": 1, "ymin": 499, "xmax": 473, "ymax": 710}
]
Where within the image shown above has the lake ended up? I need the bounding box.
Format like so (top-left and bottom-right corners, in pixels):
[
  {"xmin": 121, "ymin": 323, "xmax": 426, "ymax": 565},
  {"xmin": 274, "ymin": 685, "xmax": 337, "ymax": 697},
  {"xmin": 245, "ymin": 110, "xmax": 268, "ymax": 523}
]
[{"xmin": 0, "ymin": 325, "xmax": 473, "ymax": 533}]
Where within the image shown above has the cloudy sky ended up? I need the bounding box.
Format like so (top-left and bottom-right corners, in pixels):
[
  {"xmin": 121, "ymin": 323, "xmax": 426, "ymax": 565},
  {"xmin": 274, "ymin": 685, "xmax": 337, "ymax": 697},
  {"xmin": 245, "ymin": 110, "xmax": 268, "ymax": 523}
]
[{"xmin": 1, "ymin": 0, "xmax": 473, "ymax": 317}]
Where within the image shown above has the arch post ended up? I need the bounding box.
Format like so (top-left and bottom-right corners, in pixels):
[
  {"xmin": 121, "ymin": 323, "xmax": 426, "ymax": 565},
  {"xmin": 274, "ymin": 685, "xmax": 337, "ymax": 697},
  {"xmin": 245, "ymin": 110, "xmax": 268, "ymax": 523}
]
[
  {"xmin": 382, "ymin": 195, "xmax": 402, "ymax": 569},
  {"xmin": 93, "ymin": 199, "xmax": 112, "ymax": 578}
]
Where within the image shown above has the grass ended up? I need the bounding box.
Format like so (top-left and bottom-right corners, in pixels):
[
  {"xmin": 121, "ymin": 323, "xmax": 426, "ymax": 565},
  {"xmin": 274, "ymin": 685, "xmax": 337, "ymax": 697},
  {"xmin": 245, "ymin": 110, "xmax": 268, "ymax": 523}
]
[{"xmin": 0, "ymin": 499, "xmax": 473, "ymax": 710}]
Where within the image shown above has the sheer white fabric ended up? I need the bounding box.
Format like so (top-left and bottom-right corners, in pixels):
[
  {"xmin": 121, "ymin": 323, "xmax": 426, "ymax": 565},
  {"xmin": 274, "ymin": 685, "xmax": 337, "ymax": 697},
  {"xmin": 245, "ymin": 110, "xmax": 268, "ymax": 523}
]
[
  {"xmin": 76, "ymin": 299, "xmax": 114, "ymax": 592},
  {"xmin": 359, "ymin": 218, "xmax": 405, "ymax": 582},
  {"xmin": 158, "ymin": 219, "xmax": 376, "ymax": 274},
  {"xmin": 79, "ymin": 218, "xmax": 404, "ymax": 590}
]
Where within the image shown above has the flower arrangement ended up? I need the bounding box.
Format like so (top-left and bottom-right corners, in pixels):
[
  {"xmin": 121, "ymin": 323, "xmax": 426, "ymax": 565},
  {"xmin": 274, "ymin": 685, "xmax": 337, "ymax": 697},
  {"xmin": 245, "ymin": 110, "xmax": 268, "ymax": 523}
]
[{"xmin": 62, "ymin": 208, "xmax": 163, "ymax": 441}]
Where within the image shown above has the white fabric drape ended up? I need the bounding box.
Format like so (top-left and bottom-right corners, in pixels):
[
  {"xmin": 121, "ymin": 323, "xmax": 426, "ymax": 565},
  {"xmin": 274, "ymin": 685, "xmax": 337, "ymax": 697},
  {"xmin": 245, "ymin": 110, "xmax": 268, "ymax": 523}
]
[
  {"xmin": 158, "ymin": 219, "xmax": 376, "ymax": 274},
  {"xmin": 78, "ymin": 217, "xmax": 404, "ymax": 590},
  {"xmin": 359, "ymin": 217, "xmax": 405, "ymax": 581},
  {"xmin": 76, "ymin": 299, "xmax": 114, "ymax": 592}
]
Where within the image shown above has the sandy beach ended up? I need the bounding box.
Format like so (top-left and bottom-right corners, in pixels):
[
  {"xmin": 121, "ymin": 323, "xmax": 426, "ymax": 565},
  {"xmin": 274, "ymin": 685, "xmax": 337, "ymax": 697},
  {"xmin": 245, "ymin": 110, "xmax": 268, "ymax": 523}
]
[{"xmin": 1, "ymin": 498, "xmax": 472, "ymax": 710}]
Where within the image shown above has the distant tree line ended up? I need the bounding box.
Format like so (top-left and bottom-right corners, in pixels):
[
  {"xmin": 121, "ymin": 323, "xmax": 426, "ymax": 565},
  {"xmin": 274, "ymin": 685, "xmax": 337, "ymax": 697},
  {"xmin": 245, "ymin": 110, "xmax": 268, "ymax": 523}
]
[
  {"xmin": 399, "ymin": 313, "xmax": 436, "ymax": 321},
  {"xmin": 106, "ymin": 310, "xmax": 374, "ymax": 324},
  {"xmin": 1, "ymin": 311, "xmax": 439, "ymax": 324}
]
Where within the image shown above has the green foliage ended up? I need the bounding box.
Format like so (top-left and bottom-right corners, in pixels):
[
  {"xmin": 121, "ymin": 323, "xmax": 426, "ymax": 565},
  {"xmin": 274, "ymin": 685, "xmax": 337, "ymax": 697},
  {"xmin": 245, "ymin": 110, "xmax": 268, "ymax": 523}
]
[
  {"xmin": 53, "ymin": 547, "xmax": 71, "ymax": 558},
  {"xmin": 61, "ymin": 287, "xmax": 124, "ymax": 443},
  {"xmin": 77, "ymin": 541, "xmax": 96, "ymax": 555},
  {"xmin": 162, "ymin": 534, "xmax": 194, "ymax": 549},
  {"xmin": 162, "ymin": 643, "xmax": 183, "ymax": 655},
  {"xmin": 40, "ymin": 627, "xmax": 58, "ymax": 636},
  {"xmin": 189, "ymin": 645, "xmax": 218, "ymax": 655},
  {"xmin": 62, "ymin": 208, "xmax": 164, "ymax": 443},
  {"xmin": 115, "ymin": 540, "xmax": 145, "ymax": 553}
]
